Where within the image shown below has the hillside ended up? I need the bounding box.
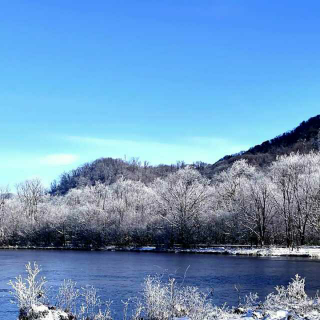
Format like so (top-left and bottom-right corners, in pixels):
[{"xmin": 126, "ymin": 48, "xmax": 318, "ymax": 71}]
[
  {"xmin": 209, "ymin": 114, "xmax": 320, "ymax": 175},
  {"xmin": 50, "ymin": 157, "xmax": 182, "ymax": 195},
  {"xmin": 50, "ymin": 115, "xmax": 320, "ymax": 194}
]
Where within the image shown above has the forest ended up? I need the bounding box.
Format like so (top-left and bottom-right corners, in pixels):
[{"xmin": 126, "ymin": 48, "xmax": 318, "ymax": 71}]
[{"xmin": 1, "ymin": 152, "xmax": 320, "ymax": 249}]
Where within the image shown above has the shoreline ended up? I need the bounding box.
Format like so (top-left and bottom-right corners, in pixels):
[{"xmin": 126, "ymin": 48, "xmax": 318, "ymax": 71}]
[{"xmin": 1, "ymin": 245, "xmax": 320, "ymax": 258}]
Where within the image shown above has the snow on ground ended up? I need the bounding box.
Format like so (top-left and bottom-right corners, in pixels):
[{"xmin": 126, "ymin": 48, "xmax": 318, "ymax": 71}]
[
  {"xmin": 173, "ymin": 308, "xmax": 319, "ymax": 319},
  {"xmin": 183, "ymin": 246, "xmax": 320, "ymax": 258},
  {"xmin": 22, "ymin": 305, "xmax": 70, "ymax": 320},
  {"xmin": 138, "ymin": 246, "xmax": 157, "ymax": 251},
  {"xmin": 124, "ymin": 246, "xmax": 320, "ymax": 258},
  {"xmin": 4, "ymin": 245, "xmax": 320, "ymax": 258},
  {"xmin": 28, "ymin": 307, "xmax": 317, "ymax": 320}
]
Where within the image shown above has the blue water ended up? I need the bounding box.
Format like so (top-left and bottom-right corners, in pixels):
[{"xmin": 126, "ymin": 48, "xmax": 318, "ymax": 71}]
[{"xmin": 1, "ymin": 250, "xmax": 320, "ymax": 319}]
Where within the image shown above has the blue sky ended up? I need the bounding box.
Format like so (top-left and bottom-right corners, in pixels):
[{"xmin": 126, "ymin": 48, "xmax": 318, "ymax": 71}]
[{"xmin": 1, "ymin": 1, "xmax": 320, "ymax": 188}]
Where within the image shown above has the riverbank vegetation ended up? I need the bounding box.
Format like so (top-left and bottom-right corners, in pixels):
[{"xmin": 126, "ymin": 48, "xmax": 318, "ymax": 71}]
[
  {"xmin": 2, "ymin": 152, "xmax": 320, "ymax": 249},
  {"xmin": 9, "ymin": 262, "xmax": 320, "ymax": 320}
]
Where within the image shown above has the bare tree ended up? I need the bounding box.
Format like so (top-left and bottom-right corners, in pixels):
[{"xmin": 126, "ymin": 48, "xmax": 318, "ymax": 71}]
[
  {"xmin": 16, "ymin": 179, "xmax": 44, "ymax": 222},
  {"xmin": 270, "ymin": 153, "xmax": 320, "ymax": 247},
  {"xmin": 214, "ymin": 160, "xmax": 257, "ymax": 244},
  {"xmin": 238, "ymin": 173, "xmax": 276, "ymax": 246},
  {"xmin": 0, "ymin": 185, "xmax": 10, "ymax": 242},
  {"xmin": 153, "ymin": 167, "xmax": 212, "ymax": 247}
]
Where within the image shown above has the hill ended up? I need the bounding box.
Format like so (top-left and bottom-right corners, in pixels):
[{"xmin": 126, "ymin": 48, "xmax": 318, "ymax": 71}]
[
  {"xmin": 209, "ymin": 114, "xmax": 320, "ymax": 174},
  {"xmin": 50, "ymin": 115, "xmax": 320, "ymax": 195},
  {"xmin": 50, "ymin": 157, "xmax": 182, "ymax": 195}
]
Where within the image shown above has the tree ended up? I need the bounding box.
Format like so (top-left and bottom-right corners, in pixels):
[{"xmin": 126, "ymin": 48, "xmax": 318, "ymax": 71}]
[
  {"xmin": 153, "ymin": 167, "xmax": 212, "ymax": 247},
  {"xmin": 270, "ymin": 153, "xmax": 320, "ymax": 246},
  {"xmin": 108, "ymin": 178, "xmax": 154, "ymax": 244},
  {"xmin": 16, "ymin": 179, "xmax": 44, "ymax": 222},
  {"xmin": 238, "ymin": 172, "xmax": 276, "ymax": 246},
  {"xmin": 214, "ymin": 160, "xmax": 257, "ymax": 244},
  {"xmin": 0, "ymin": 186, "xmax": 10, "ymax": 243}
]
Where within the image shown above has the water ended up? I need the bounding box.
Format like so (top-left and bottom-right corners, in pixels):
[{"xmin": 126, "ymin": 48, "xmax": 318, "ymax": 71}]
[{"xmin": 1, "ymin": 250, "xmax": 320, "ymax": 319}]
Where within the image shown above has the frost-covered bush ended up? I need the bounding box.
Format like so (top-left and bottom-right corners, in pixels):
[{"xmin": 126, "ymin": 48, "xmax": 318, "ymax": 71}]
[
  {"xmin": 9, "ymin": 262, "xmax": 113, "ymax": 320},
  {"xmin": 78, "ymin": 285, "xmax": 110, "ymax": 320},
  {"xmin": 57, "ymin": 279, "xmax": 80, "ymax": 313},
  {"xmin": 57, "ymin": 283, "xmax": 113, "ymax": 320},
  {"xmin": 265, "ymin": 274, "xmax": 307, "ymax": 309},
  {"xmin": 8, "ymin": 262, "xmax": 47, "ymax": 310},
  {"xmin": 142, "ymin": 275, "xmax": 232, "ymax": 320},
  {"xmin": 263, "ymin": 274, "xmax": 320, "ymax": 318}
]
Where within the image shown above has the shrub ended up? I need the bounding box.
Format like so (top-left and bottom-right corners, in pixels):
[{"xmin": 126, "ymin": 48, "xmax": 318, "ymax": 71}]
[
  {"xmin": 141, "ymin": 275, "xmax": 232, "ymax": 320},
  {"xmin": 8, "ymin": 262, "xmax": 47, "ymax": 311}
]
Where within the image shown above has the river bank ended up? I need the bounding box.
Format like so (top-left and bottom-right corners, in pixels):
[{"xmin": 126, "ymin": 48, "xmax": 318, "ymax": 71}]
[
  {"xmin": 2, "ymin": 245, "xmax": 320, "ymax": 258},
  {"xmin": 16, "ymin": 304, "xmax": 306, "ymax": 320}
]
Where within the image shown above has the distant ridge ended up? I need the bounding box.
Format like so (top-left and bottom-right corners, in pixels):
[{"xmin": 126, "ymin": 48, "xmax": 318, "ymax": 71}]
[
  {"xmin": 50, "ymin": 115, "xmax": 320, "ymax": 194},
  {"xmin": 210, "ymin": 114, "xmax": 320, "ymax": 174}
]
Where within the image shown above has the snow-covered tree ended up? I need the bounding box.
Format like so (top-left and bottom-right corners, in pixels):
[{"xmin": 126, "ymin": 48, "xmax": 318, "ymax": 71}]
[
  {"xmin": 153, "ymin": 167, "xmax": 212, "ymax": 247},
  {"xmin": 214, "ymin": 160, "xmax": 257, "ymax": 243},
  {"xmin": 271, "ymin": 152, "xmax": 320, "ymax": 246},
  {"xmin": 238, "ymin": 172, "xmax": 276, "ymax": 246},
  {"xmin": 16, "ymin": 179, "xmax": 45, "ymax": 222}
]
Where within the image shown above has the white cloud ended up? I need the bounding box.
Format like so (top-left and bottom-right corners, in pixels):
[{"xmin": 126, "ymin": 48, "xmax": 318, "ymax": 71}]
[
  {"xmin": 66, "ymin": 136, "xmax": 249, "ymax": 165},
  {"xmin": 39, "ymin": 154, "xmax": 78, "ymax": 166}
]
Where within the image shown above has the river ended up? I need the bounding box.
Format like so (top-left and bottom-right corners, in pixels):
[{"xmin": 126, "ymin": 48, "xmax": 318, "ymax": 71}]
[{"xmin": 1, "ymin": 250, "xmax": 320, "ymax": 319}]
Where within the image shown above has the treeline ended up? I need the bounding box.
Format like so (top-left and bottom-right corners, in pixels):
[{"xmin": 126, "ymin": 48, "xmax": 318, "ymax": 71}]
[{"xmin": 1, "ymin": 152, "xmax": 320, "ymax": 248}]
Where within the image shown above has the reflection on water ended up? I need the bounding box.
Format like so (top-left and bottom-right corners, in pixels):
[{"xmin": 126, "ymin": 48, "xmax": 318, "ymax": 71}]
[{"xmin": 1, "ymin": 250, "xmax": 320, "ymax": 319}]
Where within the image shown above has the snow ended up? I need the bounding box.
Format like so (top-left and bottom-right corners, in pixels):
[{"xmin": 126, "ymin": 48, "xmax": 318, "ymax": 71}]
[
  {"xmin": 173, "ymin": 308, "xmax": 316, "ymax": 320},
  {"xmin": 109, "ymin": 245, "xmax": 320, "ymax": 258},
  {"xmin": 271, "ymin": 310, "xmax": 290, "ymax": 319},
  {"xmin": 139, "ymin": 246, "xmax": 157, "ymax": 251},
  {"xmin": 26, "ymin": 302, "xmax": 320, "ymax": 320},
  {"xmin": 176, "ymin": 246, "xmax": 320, "ymax": 258},
  {"xmin": 26, "ymin": 305, "xmax": 69, "ymax": 320},
  {"xmin": 32, "ymin": 305, "xmax": 48, "ymax": 313}
]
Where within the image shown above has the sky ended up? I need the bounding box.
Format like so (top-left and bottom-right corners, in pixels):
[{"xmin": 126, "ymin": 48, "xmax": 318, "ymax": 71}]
[{"xmin": 1, "ymin": 1, "xmax": 320, "ymax": 188}]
